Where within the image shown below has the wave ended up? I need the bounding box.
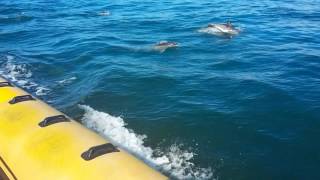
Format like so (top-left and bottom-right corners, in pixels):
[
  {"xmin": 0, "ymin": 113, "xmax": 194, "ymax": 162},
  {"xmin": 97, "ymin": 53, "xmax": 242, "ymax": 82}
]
[
  {"xmin": 79, "ymin": 105, "xmax": 214, "ymax": 180},
  {"xmin": 0, "ymin": 55, "xmax": 50, "ymax": 96}
]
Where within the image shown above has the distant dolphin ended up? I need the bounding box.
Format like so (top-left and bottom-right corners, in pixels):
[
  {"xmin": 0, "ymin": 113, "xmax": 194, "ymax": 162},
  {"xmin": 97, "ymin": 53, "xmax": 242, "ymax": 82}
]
[
  {"xmin": 199, "ymin": 22, "xmax": 241, "ymax": 37},
  {"xmin": 98, "ymin": 10, "xmax": 110, "ymax": 16},
  {"xmin": 153, "ymin": 41, "xmax": 178, "ymax": 53}
]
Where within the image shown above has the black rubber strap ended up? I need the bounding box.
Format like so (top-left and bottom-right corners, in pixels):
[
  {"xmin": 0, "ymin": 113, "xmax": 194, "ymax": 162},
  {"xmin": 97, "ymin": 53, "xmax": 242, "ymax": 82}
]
[
  {"xmin": 0, "ymin": 82, "xmax": 12, "ymax": 87},
  {"xmin": 8, "ymin": 95, "xmax": 35, "ymax": 104},
  {"xmin": 0, "ymin": 167, "xmax": 9, "ymax": 180},
  {"xmin": 0, "ymin": 156, "xmax": 17, "ymax": 180},
  {"xmin": 81, "ymin": 143, "xmax": 120, "ymax": 161},
  {"xmin": 38, "ymin": 115, "xmax": 70, "ymax": 127}
]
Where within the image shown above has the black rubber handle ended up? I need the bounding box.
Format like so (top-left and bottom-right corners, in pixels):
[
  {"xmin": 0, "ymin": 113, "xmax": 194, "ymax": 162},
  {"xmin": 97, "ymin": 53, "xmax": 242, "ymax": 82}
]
[
  {"xmin": 8, "ymin": 95, "xmax": 35, "ymax": 104},
  {"xmin": 38, "ymin": 115, "xmax": 70, "ymax": 127},
  {"xmin": 0, "ymin": 82, "xmax": 13, "ymax": 87},
  {"xmin": 81, "ymin": 143, "xmax": 120, "ymax": 161}
]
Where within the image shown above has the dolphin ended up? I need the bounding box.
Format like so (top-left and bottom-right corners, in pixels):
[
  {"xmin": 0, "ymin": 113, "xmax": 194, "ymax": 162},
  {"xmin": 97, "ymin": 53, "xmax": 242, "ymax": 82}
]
[{"xmin": 153, "ymin": 41, "xmax": 178, "ymax": 53}]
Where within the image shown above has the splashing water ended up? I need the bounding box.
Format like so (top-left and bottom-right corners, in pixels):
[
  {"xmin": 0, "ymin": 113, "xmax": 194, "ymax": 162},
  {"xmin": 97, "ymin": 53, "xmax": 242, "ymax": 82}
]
[
  {"xmin": 0, "ymin": 55, "xmax": 50, "ymax": 96},
  {"xmin": 79, "ymin": 105, "xmax": 214, "ymax": 180}
]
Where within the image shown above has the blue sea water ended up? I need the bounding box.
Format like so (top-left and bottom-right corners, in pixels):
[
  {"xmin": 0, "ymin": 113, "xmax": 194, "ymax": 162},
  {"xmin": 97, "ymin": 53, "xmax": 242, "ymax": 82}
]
[{"xmin": 1, "ymin": 0, "xmax": 320, "ymax": 179}]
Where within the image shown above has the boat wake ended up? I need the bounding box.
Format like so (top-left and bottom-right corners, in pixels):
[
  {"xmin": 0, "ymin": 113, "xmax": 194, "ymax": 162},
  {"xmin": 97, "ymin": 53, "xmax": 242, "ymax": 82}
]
[
  {"xmin": 79, "ymin": 105, "xmax": 214, "ymax": 180},
  {"xmin": 0, "ymin": 54, "xmax": 214, "ymax": 179},
  {"xmin": 0, "ymin": 55, "xmax": 50, "ymax": 96}
]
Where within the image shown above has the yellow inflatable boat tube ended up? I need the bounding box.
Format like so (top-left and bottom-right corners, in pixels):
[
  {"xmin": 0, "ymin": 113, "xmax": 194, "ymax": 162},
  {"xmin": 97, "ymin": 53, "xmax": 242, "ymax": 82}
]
[{"xmin": 0, "ymin": 77, "xmax": 167, "ymax": 180}]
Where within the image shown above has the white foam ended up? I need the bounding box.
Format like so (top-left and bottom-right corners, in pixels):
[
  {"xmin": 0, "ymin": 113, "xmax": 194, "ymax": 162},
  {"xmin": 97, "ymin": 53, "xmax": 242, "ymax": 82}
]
[
  {"xmin": 0, "ymin": 55, "xmax": 50, "ymax": 96},
  {"xmin": 79, "ymin": 105, "xmax": 214, "ymax": 179},
  {"xmin": 35, "ymin": 87, "xmax": 50, "ymax": 96}
]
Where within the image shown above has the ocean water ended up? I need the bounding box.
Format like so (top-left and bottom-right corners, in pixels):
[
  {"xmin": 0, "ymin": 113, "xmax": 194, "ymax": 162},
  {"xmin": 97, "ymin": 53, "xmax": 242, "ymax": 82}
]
[{"xmin": 1, "ymin": 0, "xmax": 320, "ymax": 179}]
